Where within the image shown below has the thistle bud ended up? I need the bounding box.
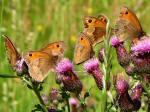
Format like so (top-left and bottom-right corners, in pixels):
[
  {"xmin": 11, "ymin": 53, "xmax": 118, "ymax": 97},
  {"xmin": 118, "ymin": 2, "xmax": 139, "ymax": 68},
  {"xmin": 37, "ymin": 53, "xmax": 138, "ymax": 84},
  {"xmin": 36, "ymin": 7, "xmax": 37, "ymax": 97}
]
[
  {"xmin": 98, "ymin": 48, "xmax": 105, "ymax": 63},
  {"xmin": 56, "ymin": 58, "xmax": 82, "ymax": 94},
  {"xmin": 69, "ymin": 98, "xmax": 78, "ymax": 112},
  {"xmin": 131, "ymin": 83, "xmax": 143, "ymax": 111}
]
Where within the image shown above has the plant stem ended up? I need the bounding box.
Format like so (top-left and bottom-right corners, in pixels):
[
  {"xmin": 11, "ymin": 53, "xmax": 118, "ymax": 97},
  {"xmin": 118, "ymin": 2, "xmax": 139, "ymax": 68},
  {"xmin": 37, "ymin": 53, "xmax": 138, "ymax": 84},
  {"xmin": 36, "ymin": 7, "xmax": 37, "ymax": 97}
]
[
  {"xmin": 32, "ymin": 85, "xmax": 48, "ymax": 112},
  {"xmin": 0, "ymin": 74, "xmax": 19, "ymax": 78},
  {"xmin": 66, "ymin": 97, "xmax": 70, "ymax": 112}
]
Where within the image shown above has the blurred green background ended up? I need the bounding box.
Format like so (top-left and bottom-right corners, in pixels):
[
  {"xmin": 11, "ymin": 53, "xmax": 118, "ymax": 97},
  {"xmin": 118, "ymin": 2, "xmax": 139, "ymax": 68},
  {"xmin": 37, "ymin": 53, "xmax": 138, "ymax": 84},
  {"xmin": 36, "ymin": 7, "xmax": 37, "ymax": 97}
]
[{"xmin": 0, "ymin": 0, "xmax": 150, "ymax": 111}]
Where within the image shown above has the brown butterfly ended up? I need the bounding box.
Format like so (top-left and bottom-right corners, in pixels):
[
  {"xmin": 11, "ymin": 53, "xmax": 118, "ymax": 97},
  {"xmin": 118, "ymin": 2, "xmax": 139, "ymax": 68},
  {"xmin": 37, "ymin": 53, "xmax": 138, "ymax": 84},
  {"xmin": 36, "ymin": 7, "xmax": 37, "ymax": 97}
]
[
  {"xmin": 114, "ymin": 6, "xmax": 145, "ymax": 43},
  {"xmin": 83, "ymin": 15, "xmax": 107, "ymax": 46},
  {"xmin": 73, "ymin": 33, "xmax": 94, "ymax": 64},
  {"xmin": 4, "ymin": 35, "xmax": 21, "ymax": 71},
  {"xmin": 23, "ymin": 41, "xmax": 65, "ymax": 82}
]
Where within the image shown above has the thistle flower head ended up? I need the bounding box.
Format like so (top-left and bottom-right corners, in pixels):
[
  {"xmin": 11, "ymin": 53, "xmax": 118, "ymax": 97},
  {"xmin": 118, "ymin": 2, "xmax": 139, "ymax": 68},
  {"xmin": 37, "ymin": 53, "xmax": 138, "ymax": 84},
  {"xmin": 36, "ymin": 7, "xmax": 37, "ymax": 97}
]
[
  {"xmin": 84, "ymin": 58, "xmax": 99, "ymax": 73},
  {"xmin": 84, "ymin": 58, "xmax": 104, "ymax": 90},
  {"xmin": 16, "ymin": 59, "xmax": 28, "ymax": 74},
  {"xmin": 49, "ymin": 88, "xmax": 59, "ymax": 101},
  {"xmin": 56, "ymin": 58, "xmax": 83, "ymax": 94},
  {"xmin": 111, "ymin": 36, "xmax": 123, "ymax": 47},
  {"xmin": 41, "ymin": 94, "xmax": 49, "ymax": 105},
  {"xmin": 131, "ymin": 83, "xmax": 143, "ymax": 100},
  {"xmin": 131, "ymin": 37, "xmax": 150, "ymax": 56},
  {"xmin": 116, "ymin": 75, "xmax": 129, "ymax": 94},
  {"xmin": 69, "ymin": 98, "xmax": 78, "ymax": 106},
  {"xmin": 56, "ymin": 58, "xmax": 73, "ymax": 74},
  {"xmin": 48, "ymin": 108, "xmax": 56, "ymax": 112}
]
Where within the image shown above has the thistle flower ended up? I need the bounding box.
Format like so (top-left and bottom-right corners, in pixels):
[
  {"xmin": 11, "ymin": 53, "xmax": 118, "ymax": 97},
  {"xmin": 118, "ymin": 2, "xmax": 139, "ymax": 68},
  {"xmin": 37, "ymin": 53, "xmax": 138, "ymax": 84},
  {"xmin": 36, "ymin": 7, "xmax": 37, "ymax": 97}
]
[
  {"xmin": 48, "ymin": 108, "xmax": 56, "ymax": 112},
  {"xmin": 115, "ymin": 75, "xmax": 134, "ymax": 111},
  {"xmin": 69, "ymin": 98, "xmax": 78, "ymax": 112},
  {"xmin": 56, "ymin": 58, "xmax": 82, "ymax": 94},
  {"xmin": 98, "ymin": 48, "xmax": 104, "ymax": 63},
  {"xmin": 111, "ymin": 36, "xmax": 130, "ymax": 67},
  {"xmin": 131, "ymin": 37, "xmax": 150, "ymax": 56},
  {"xmin": 15, "ymin": 59, "xmax": 28, "ymax": 75},
  {"xmin": 111, "ymin": 36, "xmax": 123, "ymax": 47},
  {"xmin": 131, "ymin": 83, "xmax": 143, "ymax": 111},
  {"xmin": 84, "ymin": 58, "xmax": 103, "ymax": 90},
  {"xmin": 115, "ymin": 75, "xmax": 129, "ymax": 95},
  {"xmin": 115, "ymin": 75, "xmax": 142, "ymax": 111},
  {"xmin": 41, "ymin": 94, "xmax": 49, "ymax": 105},
  {"xmin": 49, "ymin": 88, "xmax": 59, "ymax": 102}
]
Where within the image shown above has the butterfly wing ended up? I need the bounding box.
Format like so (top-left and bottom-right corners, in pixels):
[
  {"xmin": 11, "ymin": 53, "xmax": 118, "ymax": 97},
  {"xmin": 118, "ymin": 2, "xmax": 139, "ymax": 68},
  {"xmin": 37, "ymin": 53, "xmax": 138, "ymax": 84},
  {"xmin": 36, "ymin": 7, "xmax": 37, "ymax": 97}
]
[
  {"xmin": 24, "ymin": 51, "xmax": 52, "ymax": 82},
  {"xmin": 41, "ymin": 41, "xmax": 65, "ymax": 57},
  {"xmin": 73, "ymin": 33, "xmax": 94, "ymax": 64},
  {"xmin": 4, "ymin": 35, "xmax": 21, "ymax": 71},
  {"xmin": 115, "ymin": 19, "xmax": 140, "ymax": 41},
  {"xmin": 83, "ymin": 15, "xmax": 107, "ymax": 46}
]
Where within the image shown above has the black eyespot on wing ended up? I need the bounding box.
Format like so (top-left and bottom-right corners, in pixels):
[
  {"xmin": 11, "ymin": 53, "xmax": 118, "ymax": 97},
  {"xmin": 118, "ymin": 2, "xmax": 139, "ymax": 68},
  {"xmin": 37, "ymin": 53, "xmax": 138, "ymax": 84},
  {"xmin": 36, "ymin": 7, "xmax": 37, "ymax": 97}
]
[
  {"xmin": 88, "ymin": 19, "xmax": 92, "ymax": 23},
  {"xmin": 125, "ymin": 11, "xmax": 128, "ymax": 14},
  {"xmin": 29, "ymin": 53, "xmax": 32, "ymax": 57},
  {"xmin": 56, "ymin": 44, "xmax": 59, "ymax": 47}
]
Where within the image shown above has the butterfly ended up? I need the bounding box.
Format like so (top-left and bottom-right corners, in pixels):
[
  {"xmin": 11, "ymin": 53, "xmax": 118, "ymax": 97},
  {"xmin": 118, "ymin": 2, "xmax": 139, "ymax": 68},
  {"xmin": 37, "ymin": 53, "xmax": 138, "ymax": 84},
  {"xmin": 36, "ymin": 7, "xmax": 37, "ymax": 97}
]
[
  {"xmin": 4, "ymin": 35, "xmax": 21, "ymax": 71},
  {"xmin": 73, "ymin": 33, "xmax": 94, "ymax": 64},
  {"xmin": 83, "ymin": 15, "xmax": 107, "ymax": 46},
  {"xmin": 24, "ymin": 41, "xmax": 65, "ymax": 82},
  {"xmin": 114, "ymin": 6, "xmax": 145, "ymax": 44},
  {"xmin": 4, "ymin": 35, "xmax": 65, "ymax": 82}
]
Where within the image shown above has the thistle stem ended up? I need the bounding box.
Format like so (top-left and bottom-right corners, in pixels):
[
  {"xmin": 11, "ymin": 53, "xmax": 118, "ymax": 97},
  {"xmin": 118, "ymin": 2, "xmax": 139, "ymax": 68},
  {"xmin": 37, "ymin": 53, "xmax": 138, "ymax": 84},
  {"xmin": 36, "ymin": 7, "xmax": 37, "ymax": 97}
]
[
  {"xmin": 32, "ymin": 84, "xmax": 48, "ymax": 112},
  {"xmin": 66, "ymin": 97, "xmax": 70, "ymax": 112},
  {"xmin": 0, "ymin": 74, "xmax": 19, "ymax": 78}
]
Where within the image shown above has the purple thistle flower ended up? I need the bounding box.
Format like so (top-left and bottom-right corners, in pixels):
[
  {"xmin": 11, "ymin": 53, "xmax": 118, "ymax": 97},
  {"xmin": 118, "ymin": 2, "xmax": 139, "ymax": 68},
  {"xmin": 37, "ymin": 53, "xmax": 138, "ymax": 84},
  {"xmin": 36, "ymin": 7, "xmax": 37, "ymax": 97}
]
[
  {"xmin": 131, "ymin": 37, "xmax": 150, "ymax": 56},
  {"xmin": 131, "ymin": 83, "xmax": 143, "ymax": 111},
  {"xmin": 49, "ymin": 88, "xmax": 59, "ymax": 102},
  {"xmin": 84, "ymin": 58, "xmax": 103, "ymax": 90},
  {"xmin": 111, "ymin": 36, "xmax": 130, "ymax": 67},
  {"xmin": 56, "ymin": 58, "xmax": 73, "ymax": 74},
  {"xmin": 115, "ymin": 75, "xmax": 142, "ymax": 111},
  {"xmin": 115, "ymin": 75, "xmax": 134, "ymax": 111},
  {"xmin": 56, "ymin": 58, "xmax": 82, "ymax": 94},
  {"xmin": 48, "ymin": 108, "xmax": 56, "ymax": 112},
  {"xmin": 69, "ymin": 98, "xmax": 78, "ymax": 112},
  {"xmin": 41, "ymin": 94, "xmax": 49, "ymax": 105},
  {"xmin": 115, "ymin": 75, "xmax": 129, "ymax": 94},
  {"xmin": 16, "ymin": 59, "xmax": 28, "ymax": 74},
  {"xmin": 111, "ymin": 36, "xmax": 123, "ymax": 47},
  {"xmin": 84, "ymin": 58, "xmax": 99, "ymax": 73}
]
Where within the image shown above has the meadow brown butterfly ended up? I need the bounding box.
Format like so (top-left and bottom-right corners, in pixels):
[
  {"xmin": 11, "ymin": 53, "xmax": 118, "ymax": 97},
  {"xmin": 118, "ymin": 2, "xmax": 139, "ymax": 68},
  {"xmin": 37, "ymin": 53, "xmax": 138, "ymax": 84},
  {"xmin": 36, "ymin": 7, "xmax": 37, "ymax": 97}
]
[
  {"xmin": 83, "ymin": 15, "xmax": 107, "ymax": 46},
  {"xmin": 23, "ymin": 51, "xmax": 53, "ymax": 82},
  {"xmin": 24, "ymin": 41, "xmax": 65, "ymax": 82},
  {"xmin": 73, "ymin": 33, "xmax": 94, "ymax": 64},
  {"xmin": 4, "ymin": 35, "xmax": 21, "ymax": 71},
  {"xmin": 114, "ymin": 6, "xmax": 145, "ymax": 43}
]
